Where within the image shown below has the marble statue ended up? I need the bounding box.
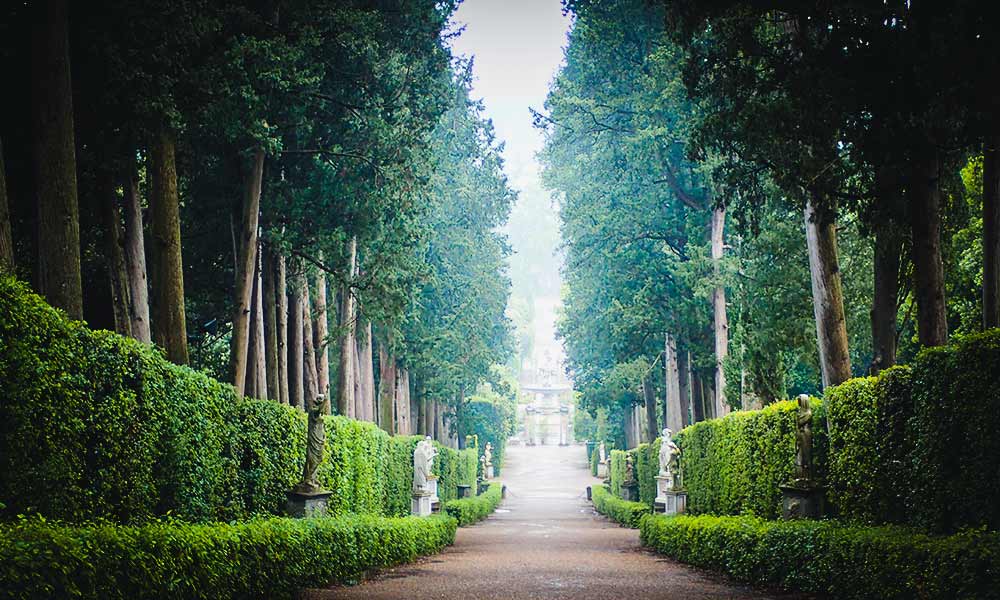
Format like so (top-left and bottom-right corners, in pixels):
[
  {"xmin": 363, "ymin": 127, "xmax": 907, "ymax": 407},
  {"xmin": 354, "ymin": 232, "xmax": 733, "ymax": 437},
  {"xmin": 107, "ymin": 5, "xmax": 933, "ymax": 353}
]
[
  {"xmin": 658, "ymin": 428, "xmax": 680, "ymax": 483},
  {"xmin": 293, "ymin": 394, "xmax": 327, "ymax": 494},
  {"xmin": 794, "ymin": 394, "xmax": 813, "ymax": 483},
  {"xmin": 484, "ymin": 442, "xmax": 493, "ymax": 466},
  {"xmin": 413, "ymin": 437, "xmax": 437, "ymax": 494},
  {"xmin": 624, "ymin": 453, "xmax": 636, "ymax": 483},
  {"xmin": 599, "ymin": 441, "xmax": 607, "ymax": 463}
]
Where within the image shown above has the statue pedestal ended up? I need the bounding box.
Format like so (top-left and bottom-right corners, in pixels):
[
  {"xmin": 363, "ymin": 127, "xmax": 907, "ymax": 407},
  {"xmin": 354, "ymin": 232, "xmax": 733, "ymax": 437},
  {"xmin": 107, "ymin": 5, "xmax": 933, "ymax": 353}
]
[
  {"xmin": 411, "ymin": 492, "xmax": 433, "ymax": 517},
  {"xmin": 486, "ymin": 465, "xmax": 494, "ymax": 480},
  {"xmin": 427, "ymin": 476, "xmax": 440, "ymax": 510},
  {"xmin": 457, "ymin": 484, "xmax": 472, "ymax": 498},
  {"xmin": 654, "ymin": 488, "xmax": 687, "ymax": 515},
  {"xmin": 654, "ymin": 475, "xmax": 671, "ymax": 506},
  {"xmin": 596, "ymin": 461, "xmax": 609, "ymax": 478},
  {"xmin": 621, "ymin": 481, "xmax": 639, "ymax": 502},
  {"xmin": 780, "ymin": 481, "xmax": 826, "ymax": 520},
  {"xmin": 286, "ymin": 489, "xmax": 333, "ymax": 518}
]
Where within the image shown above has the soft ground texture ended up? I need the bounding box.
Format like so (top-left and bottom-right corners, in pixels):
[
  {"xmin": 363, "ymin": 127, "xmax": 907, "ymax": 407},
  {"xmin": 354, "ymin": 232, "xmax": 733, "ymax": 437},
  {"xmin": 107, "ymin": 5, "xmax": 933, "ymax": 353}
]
[{"xmin": 305, "ymin": 443, "xmax": 810, "ymax": 599}]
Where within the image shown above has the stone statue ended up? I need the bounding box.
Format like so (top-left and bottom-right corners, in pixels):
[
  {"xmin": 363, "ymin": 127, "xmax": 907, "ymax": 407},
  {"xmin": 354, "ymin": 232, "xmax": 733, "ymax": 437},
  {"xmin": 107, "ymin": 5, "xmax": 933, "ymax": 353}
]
[
  {"xmin": 794, "ymin": 394, "xmax": 813, "ymax": 483},
  {"xmin": 413, "ymin": 437, "xmax": 436, "ymax": 494},
  {"xmin": 599, "ymin": 441, "xmax": 607, "ymax": 463},
  {"xmin": 294, "ymin": 394, "xmax": 327, "ymax": 494},
  {"xmin": 624, "ymin": 453, "xmax": 636, "ymax": 483},
  {"xmin": 480, "ymin": 454, "xmax": 488, "ymax": 476},
  {"xmin": 484, "ymin": 442, "xmax": 493, "ymax": 467}
]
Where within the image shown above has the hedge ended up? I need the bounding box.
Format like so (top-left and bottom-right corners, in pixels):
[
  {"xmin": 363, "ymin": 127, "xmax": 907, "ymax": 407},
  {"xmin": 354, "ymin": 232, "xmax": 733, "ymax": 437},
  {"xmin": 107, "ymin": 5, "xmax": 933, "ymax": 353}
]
[
  {"xmin": 591, "ymin": 484, "xmax": 650, "ymax": 528},
  {"xmin": 0, "ymin": 275, "xmax": 467, "ymax": 523},
  {"xmin": 0, "ymin": 513, "xmax": 457, "ymax": 600},
  {"xmin": 673, "ymin": 399, "xmax": 827, "ymax": 519},
  {"xmin": 458, "ymin": 396, "xmax": 513, "ymax": 476},
  {"xmin": 590, "ymin": 445, "xmax": 600, "ymax": 476},
  {"xmin": 443, "ymin": 481, "xmax": 503, "ymax": 526},
  {"xmin": 608, "ymin": 450, "xmax": 627, "ymax": 497},
  {"xmin": 640, "ymin": 514, "xmax": 1000, "ymax": 600}
]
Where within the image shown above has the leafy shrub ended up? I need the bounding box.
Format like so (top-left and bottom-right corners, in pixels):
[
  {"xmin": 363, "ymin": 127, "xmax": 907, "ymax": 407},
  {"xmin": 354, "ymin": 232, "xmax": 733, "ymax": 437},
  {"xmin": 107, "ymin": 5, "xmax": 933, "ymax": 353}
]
[
  {"xmin": 0, "ymin": 513, "xmax": 457, "ymax": 600},
  {"xmin": 674, "ymin": 399, "xmax": 826, "ymax": 519},
  {"xmin": 0, "ymin": 276, "xmax": 468, "ymax": 523},
  {"xmin": 609, "ymin": 450, "xmax": 627, "ymax": 497},
  {"xmin": 590, "ymin": 445, "xmax": 600, "ymax": 476},
  {"xmin": 630, "ymin": 442, "xmax": 658, "ymax": 507},
  {"xmin": 456, "ymin": 448, "xmax": 477, "ymax": 489},
  {"xmin": 443, "ymin": 481, "xmax": 502, "ymax": 526},
  {"xmin": 909, "ymin": 330, "xmax": 1000, "ymax": 533},
  {"xmin": 458, "ymin": 394, "xmax": 515, "ymax": 476},
  {"xmin": 640, "ymin": 514, "xmax": 1000, "ymax": 600},
  {"xmin": 592, "ymin": 484, "xmax": 650, "ymax": 528}
]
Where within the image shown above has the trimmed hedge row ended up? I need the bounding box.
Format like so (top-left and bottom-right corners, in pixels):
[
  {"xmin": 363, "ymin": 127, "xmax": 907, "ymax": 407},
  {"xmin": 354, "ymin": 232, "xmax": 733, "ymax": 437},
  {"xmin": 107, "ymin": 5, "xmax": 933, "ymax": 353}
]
[
  {"xmin": 608, "ymin": 450, "xmax": 627, "ymax": 497},
  {"xmin": 0, "ymin": 513, "xmax": 457, "ymax": 600},
  {"xmin": 592, "ymin": 484, "xmax": 650, "ymax": 528},
  {"xmin": 673, "ymin": 399, "xmax": 827, "ymax": 519},
  {"xmin": 443, "ymin": 482, "xmax": 503, "ymax": 526},
  {"xmin": 640, "ymin": 514, "xmax": 1000, "ymax": 600},
  {"xmin": 0, "ymin": 276, "xmax": 471, "ymax": 523}
]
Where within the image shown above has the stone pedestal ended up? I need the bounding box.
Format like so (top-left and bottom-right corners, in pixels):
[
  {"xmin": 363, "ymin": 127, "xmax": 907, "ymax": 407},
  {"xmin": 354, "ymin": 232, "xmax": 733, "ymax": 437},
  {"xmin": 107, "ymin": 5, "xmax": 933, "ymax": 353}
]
[
  {"xmin": 780, "ymin": 482, "xmax": 826, "ymax": 520},
  {"xmin": 286, "ymin": 489, "xmax": 333, "ymax": 518},
  {"xmin": 411, "ymin": 493, "xmax": 433, "ymax": 517},
  {"xmin": 654, "ymin": 475, "xmax": 671, "ymax": 506},
  {"xmin": 486, "ymin": 465, "xmax": 494, "ymax": 480},
  {"xmin": 457, "ymin": 484, "xmax": 472, "ymax": 498},
  {"xmin": 596, "ymin": 461, "xmax": 609, "ymax": 478},
  {"xmin": 621, "ymin": 481, "xmax": 639, "ymax": 502},
  {"xmin": 654, "ymin": 489, "xmax": 687, "ymax": 515}
]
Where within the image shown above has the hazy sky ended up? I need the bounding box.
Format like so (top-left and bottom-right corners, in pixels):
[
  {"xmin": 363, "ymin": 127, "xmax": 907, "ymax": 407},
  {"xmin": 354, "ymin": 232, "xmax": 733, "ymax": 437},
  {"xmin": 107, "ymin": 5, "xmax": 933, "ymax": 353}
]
[{"xmin": 449, "ymin": 0, "xmax": 570, "ymax": 195}]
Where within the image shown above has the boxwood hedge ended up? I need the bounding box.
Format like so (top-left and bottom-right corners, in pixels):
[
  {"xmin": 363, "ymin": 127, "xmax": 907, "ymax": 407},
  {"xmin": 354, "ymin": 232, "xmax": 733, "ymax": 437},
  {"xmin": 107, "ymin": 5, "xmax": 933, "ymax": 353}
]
[
  {"xmin": 591, "ymin": 484, "xmax": 650, "ymax": 528},
  {"xmin": 640, "ymin": 514, "xmax": 1000, "ymax": 600},
  {"xmin": 0, "ymin": 513, "xmax": 457, "ymax": 600},
  {"xmin": 443, "ymin": 481, "xmax": 503, "ymax": 526},
  {"xmin": 0, "ymin": 275, "xmax": 469, "ymax": 524}
]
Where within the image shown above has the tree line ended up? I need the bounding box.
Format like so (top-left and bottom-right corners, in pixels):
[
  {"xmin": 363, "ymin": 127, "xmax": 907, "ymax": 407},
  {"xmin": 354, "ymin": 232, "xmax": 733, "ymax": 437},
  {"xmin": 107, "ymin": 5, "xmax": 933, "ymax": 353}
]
[
  {"xmin": 0, "ymin": 0, "xmax": 514, "ymax": 446},
  {"xmin": 542, "ymin": 0, "xmax": 998, "ymax": 447}
]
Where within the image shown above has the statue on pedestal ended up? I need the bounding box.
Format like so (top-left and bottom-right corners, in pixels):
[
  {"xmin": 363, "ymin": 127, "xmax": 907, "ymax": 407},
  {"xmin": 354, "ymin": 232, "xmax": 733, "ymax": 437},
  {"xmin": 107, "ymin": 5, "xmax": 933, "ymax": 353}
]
[
  {"xmin": 484, "ymin": 442, "xmax": 493, "ymax": 467},
  {"xmin": 598, "ymin": 441, "xmax": 607, "ymax": 464},
  {"xmin": 793, "ymin": 394, "xmax": 813, "ymax": 484},
  {"xmin": 624, "ymin": 453, "xmax": 636, "ymax": 483},
  {"xmin": 293, "ymin": 394, "xmax": 327, "ymax": 494},
  {"xmin": 658, "ymin": 428, "xmax": 681, "ymax": 488},
  {"xmin": 779, "ymin": 395, "xmax": 825, "ymax": 520},
  {"xmin": 413, "ymin": 437, "xmax": 437, "ymax": 495}
]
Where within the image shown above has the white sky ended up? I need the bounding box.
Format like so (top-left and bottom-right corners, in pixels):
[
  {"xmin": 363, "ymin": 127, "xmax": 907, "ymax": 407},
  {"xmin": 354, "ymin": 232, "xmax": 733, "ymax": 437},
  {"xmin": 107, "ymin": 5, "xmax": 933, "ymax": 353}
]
[{"xmin": 449, "ymin": 0, "xmax": 572, "ymax": 379}]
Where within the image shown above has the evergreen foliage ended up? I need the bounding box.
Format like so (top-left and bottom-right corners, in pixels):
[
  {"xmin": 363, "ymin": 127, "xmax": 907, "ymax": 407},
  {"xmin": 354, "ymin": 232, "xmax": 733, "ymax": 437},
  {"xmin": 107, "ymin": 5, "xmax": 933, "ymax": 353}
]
[
  {"xmin": 443, "ymin": 482, "xmax": 503, "ymax": 527},
  {"xmin": 591, "ymin": 485, "xmax": 650, "ymax": 528}
]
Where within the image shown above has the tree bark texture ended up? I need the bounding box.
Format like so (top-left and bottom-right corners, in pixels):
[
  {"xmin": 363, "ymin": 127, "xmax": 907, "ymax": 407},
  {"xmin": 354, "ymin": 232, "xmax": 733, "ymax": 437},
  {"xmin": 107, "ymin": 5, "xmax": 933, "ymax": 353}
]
[
  {"xmin": 229, "ymin": 148, "xmax": 264, "ymax": 395},
  {"xmin": 276, "ymin": 253, "xmax": 289, "ymax": 404},
  {"xmin": 122, "ymin": 172, "xmax": 150, "ymax": 343},
  {"xmin": 804, "ymin": 195, "xmax": 852, "ymax": 387},
  {"xmin": 984, "ymin": 132, "xmax": 1000, "ymax": 329},
  {"xmin": 359, "ymin": 320, "xmax": 375, "ymax": 422},
  {"xmin": 711, "ymin": 205, "xmax": 730, "ymax": 416},
  {"xmin": 288, "ymin": 263, "xmax": 304, "ymax": 410},
  {"xmin": 0, "ymin": 138, "xmax": 14, "ymax": 272},
  {"xmin": 313, "ymin": 264, "xmax": 330, "ymax": 402},
  {"xmin": 253, "ymin": 258, "xmax": 267, "ymax": 398},
  {"xmin": 262, "ymin": 246, "xmax": 280, "ymax": 402},
  {"xmin": 337, "ymin": 237, "xmax": 357, "ymax": 417},
  {"xmin": 32, "ymin": 0, "xmax": 82, "ymax": 319},
  {"xmin": 908, "ymin": 153, "xmax": 949, "ymax": 346},
  {"xmin": 871, "ymin": 219, "xmax": 903, "ymax": 374},
  {"xmin": 302, "ymin": 278, "xmax": 320, "ymax": 407},
  {"xmin": 148, "ymin": 129, "xmax": 188, "ymax": 364},
  {"xmin": 691, "ymin": 372, "xmax": 704, "ymax": 423},
  {"xmin": 101, "ymin": 176, "xmax": 131, "ymax": 336},
  {"xmin": 378, "ymin": 345, "xmax": 396, "ymax": 432},
  {"xmin": 677, "ymin": 347, "xmax": 691, "ymax": 427},
  {"xmin": 665, "ymin": 334, "xmax": 684, "ymax": 433}
]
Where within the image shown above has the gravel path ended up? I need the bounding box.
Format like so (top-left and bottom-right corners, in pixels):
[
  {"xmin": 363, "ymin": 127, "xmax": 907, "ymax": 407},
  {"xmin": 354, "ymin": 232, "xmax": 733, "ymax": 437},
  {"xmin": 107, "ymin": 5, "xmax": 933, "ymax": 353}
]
[{"xmin": 305, "ymin": 443, "xmax": 807, "ymax": 600}]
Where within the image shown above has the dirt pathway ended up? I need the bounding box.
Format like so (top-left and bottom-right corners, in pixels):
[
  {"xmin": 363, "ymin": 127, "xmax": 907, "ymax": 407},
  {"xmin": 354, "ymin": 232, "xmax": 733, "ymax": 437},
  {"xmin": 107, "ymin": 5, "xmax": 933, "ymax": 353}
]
[{"xmin": 306, "ymin": 443, "xmax": 804, "ymax": 599}]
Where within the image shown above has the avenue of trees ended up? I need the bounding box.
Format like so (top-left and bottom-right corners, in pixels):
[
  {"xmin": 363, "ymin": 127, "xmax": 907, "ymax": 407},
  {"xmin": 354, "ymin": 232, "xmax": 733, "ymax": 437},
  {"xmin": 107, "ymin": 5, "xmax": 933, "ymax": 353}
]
[
  {"xmin": 542, "ymin": 0, "xmax": 999, "ymax": 447},
  {"xmin": 0, "ymin": 0, "xmax": 514, "ymax": 446}
]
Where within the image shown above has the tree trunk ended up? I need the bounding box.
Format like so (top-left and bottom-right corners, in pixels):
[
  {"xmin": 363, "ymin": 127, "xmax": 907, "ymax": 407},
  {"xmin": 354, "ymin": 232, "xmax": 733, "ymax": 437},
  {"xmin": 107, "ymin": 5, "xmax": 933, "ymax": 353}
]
[
  {"xmin": 32, "ymin": 0, "xmax": 81, "ymax": 318},
  {"xmin": 262, "ymin": 245, "xmax": 280, "ymax": 402},
  {"xmin": 0, "ymin": 138, "xmax": 14, "ymax": 272},
  {"xmin": 664, "ymin": 334, "xmax": 684, "ymax": 433},
  {"xmin": 423, "ymin": 395, "xmax": 434, "ymax": 438},
  {"xmin": 711, "ymin": 205, "xmax": 730, "ymax": 416},
  {"xmin": 359, "ymin": 320, "xmax": 375, "ymax": 422},
  {"xmin": 301, "ymin": 276, "xmax": 319, "ymax": 408},
  {"xmin": 229, "ymin": 148, "xmax": 264, "ymax": 395},
  {"xmin": 435, "ymin": 399, "xmax": 445, "ymax": 443},
  {"xmin": 276, "ymin": 253, "xmax": 289, "ymax": 404},
  {"xmin": 122, "ymin": 172, "xmax": 150, "ymax": 343},
  {"xmin": 353, "ymin": 331, "xmax": 364, "ymax": 419},
  {"xmin": 908, "ymin": 153, "xmax": 949, "ymax": 346},
  {"xmin": 691, "ymin": 372, "xmax": 704, "ymax": 423},
  {"xmin": 804, "ymin": 194, "xmax": 852, "ymax": 387},
  {"xmin": 677, "ymin": 346, "xmax": 691, "ymax": 427},
  {"xmin": 288, "ymin": 262, "xmax": 304, "ymax": 410},
  {"xmin": 870, "ymin": 215, "xmax": 903, "ymax": 374},
  {"xmin": 417, "ymin": 388, "xmax": 426, "ymax": 436},
  {"xmin": 395, "ymin": 366, "xmax": 408, "ymax": 433},
  {"xmin": 984, "ymin": 131, "xmax": 1000, "ymax": 329},
  {"xmin": 253, "ymin": 256, "xmax": 267, "ymax": 398},
  {"xmin": 643, "ymin": 375, "xmax": 658, "ymax": 442},
  {"xmin": 313, "ymin": 263, "xmax": 330, "ymax": 400},
  {"xmin": 101, "ymin": 176, "xmax": 131, "ymax": 336},
  {"xmin": 148, "ymin": 129, "xmax": 188, "ymax": 364},
  {"xmin": 378, "ymin": 344, "xmax": 396, "ymax": 432},
  {"xmin": 244, "ymin": 266, "xmax": 259, "ymax": 398},
  {"xmin": 337, "ymin": 237, "xmax": 357, "ymax": 416}
]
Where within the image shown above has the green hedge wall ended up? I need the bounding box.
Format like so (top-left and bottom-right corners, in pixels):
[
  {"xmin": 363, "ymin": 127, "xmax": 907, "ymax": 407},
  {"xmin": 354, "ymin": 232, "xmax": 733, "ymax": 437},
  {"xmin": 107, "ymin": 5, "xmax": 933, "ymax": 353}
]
[
  {"xmin": 0, "ymin": 276, "xmax": 467, "ymax": 524},
  {"xmin": 674, "ymin": 399, "xmax": 827, "ymax": 519},
  {"xmin": 608, "ymin": 450, "xmax": 627, "ymax": 497},
  {"xmin": 458, "ymin": 397, "xmax": 513, "ymax": 476},
  {"xmin": 590, "ymin": 445, "xmax": 600, "ymax": 476},
  {"xmin": 640, "ymin": 514, "xmax": 1000, "ymax": 600},
  {"xmin": 592, "ymin": 484, "xmax": 650, "ymax": 528},
  {"xmin": 909, "ymin": 330, "xmax": 1000, "ymax": 533},
  {"xmin": 631, "ymin": 442, "xmax": 658, "ymax": 508},
  {"xmin": 0, "ymin": 513, "xmax": 457, "ymax": 600},
  {"xmin": 443, "ymin": 481, "xmax": 503, "ymax": 526}
]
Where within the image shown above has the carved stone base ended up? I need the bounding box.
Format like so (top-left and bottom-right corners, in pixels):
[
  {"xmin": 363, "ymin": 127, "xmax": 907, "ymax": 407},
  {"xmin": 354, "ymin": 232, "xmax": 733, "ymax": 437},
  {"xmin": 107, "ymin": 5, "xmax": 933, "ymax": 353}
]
[
  {"xmin": 654, "ymin": 475, "xmax": 671, "ymax": 506},
  {"xmin": 621, "ymin": 482, "xmax": 639, "ymax": 502},
  {"xmin": 654, "ymin": 489, "xmax": 687, "ymax": 515},
  {"xmin": 412, "ymin": 493, "xmax": 433, "ymax": 517},
  {"xmin": 286, "ymin": 489, "xmax": 333, "ymax": 518},
  {"xmin": 486, "ymin": 465, "xmax": 494, "ymax": 480},
  {"xmin": 780, "ymin": 482, "xmax": 826, "ymax": 520},
  {"xmin": 596, "ymin": 462, "xmax": 609, "ymax": 478}
]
